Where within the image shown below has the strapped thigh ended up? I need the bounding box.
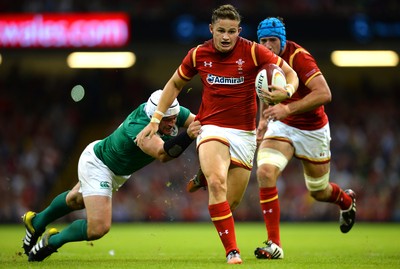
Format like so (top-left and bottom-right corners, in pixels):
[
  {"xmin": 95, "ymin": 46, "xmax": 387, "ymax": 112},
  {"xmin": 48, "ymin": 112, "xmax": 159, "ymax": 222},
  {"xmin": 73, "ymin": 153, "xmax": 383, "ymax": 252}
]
[{"xmin": 257, "ymin": 148, "xmax": 288, "ymax": 172}]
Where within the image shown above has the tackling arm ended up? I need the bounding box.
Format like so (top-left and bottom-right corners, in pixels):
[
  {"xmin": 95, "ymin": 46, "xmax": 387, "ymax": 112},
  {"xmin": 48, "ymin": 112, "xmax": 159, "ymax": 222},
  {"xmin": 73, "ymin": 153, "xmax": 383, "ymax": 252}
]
[
  {"xmin": 138, "ymin": 113, "xmax": 201, "ymax": 162},
  {"xmin": 138, "ymin": 134, "xmax": 173, "ymax": 162},
  {"xmin": 157, "ymin": 72, "xmax": 186, "ymax": 116},
  {"xmin": 135, "ymin": 71, "xmax": 188, "ymax": 145}
]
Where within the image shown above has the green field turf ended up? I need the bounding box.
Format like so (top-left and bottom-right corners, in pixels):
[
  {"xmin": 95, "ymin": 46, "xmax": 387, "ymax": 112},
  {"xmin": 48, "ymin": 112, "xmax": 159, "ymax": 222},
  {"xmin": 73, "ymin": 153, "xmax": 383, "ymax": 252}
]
[{"xmin": 0, "ymin": 222, "xmax": 399, "ymax": 268}]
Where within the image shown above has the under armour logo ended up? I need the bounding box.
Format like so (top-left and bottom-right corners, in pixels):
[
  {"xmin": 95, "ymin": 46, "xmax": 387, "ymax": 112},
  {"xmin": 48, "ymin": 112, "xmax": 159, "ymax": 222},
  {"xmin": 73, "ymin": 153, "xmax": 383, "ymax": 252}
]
[
  {"xmin": 263, "ymin": 209, "xmax": 273, "ymax": 214},
  {"xmin": 218, "ymin": 229, "xmax": 229, "ymax": 236},
  {"xmin": 204, "ymin": 61, "xmax": 212, "ymax": 67}
]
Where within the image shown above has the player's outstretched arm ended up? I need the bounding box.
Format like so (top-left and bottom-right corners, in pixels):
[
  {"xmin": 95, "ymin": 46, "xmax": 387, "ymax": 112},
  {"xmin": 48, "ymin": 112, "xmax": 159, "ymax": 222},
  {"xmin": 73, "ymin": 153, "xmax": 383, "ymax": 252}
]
[
  {"xmin": 138, "ymin": 120, "xmax": 201, "ymax": 162},
  {"xmin": 135, "ymin": 122, "xmax": 159, "ymax": 146},
  {"xmin": 136, "ymin": 72, "xmax": 187, "ymax": 145}
]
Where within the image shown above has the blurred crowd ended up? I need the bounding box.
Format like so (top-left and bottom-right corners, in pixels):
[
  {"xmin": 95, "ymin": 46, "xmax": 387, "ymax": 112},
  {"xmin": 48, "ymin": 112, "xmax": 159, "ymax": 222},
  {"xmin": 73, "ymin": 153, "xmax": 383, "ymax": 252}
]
[
  {"xmin": 0, "ymin": 64, "xmax": 399, "ymax": 224},
  {"xmin": 2, "ymin": 0, "xmax": 399, "ymax": 19}
]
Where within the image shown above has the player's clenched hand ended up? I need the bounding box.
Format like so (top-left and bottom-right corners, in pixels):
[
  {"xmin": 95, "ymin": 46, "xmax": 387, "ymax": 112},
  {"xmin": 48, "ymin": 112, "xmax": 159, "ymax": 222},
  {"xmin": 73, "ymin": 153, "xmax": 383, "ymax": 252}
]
[
  {"xmin": 187, "ymin": 120, "xmax": 202, "ymax": 139},
  {"xmin": 267, "ymin": 85, "xmax": 289, "ymax": 104},
  {"xmin": 135, "ymin": 123, "xmax": 159, "ymax": 145},
  {"xmin": 263, "ymin": 103, "xmax": 291, "ymax": 121}
]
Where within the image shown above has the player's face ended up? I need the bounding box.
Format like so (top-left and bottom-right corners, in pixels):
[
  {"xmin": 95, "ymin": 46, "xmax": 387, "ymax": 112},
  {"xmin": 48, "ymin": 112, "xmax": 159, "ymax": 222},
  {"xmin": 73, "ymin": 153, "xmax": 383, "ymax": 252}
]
[
  {"xmin": 158, "ymin": 115, "xmax": 178, "ymax": 135},
  {"xmin": 210, "ymin": 19, "xmax": 241, "ymax": 53},
  {"xmin": 259, "ymin": 37, "xmax": 281, "ymax": 55}
]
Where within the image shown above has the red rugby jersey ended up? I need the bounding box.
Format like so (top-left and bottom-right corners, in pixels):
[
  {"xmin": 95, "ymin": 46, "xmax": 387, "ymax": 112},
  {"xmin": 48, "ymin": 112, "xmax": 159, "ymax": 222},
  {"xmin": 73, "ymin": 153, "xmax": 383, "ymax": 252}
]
[
  {"xmin": 280, "ymin": 40, "xmax": 328, "ymax": 130},
  {"xmin": 178, "ymin": 36, "xmax": 281, "ymax": 131}
]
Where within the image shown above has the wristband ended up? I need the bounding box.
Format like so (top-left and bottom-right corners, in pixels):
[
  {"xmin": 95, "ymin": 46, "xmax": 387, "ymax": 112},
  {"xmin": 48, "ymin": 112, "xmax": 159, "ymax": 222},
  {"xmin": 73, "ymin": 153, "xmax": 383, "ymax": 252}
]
[
  {"xmin": 284, "ymin": 84, "xmax": 295, "ymax": 97},
  {"xmin": 150, "ymin": 117, "xmax": 160, "ymax": 124},
  {"xmin": 150, "ymin": 111, "xmax": 163, "ymax": 124},
  {"xmin": 154, "ymin": 110, "xmax": 165, "ymax": 117}
]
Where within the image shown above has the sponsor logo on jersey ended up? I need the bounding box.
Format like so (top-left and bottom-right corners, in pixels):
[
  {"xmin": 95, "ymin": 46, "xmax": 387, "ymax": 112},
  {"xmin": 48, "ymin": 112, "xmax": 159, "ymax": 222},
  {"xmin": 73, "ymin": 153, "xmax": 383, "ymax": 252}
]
[{"xmin": 206, "ymin": 74, "xmax": 244, "ymax": 85}]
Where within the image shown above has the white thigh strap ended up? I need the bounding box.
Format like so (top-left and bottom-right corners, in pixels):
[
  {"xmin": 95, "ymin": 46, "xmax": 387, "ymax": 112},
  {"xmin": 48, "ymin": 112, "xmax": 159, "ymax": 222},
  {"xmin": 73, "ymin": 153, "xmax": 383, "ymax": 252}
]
[{"xmin": 257, "ymin": 148, "xmax": 288, "ymax": 172}]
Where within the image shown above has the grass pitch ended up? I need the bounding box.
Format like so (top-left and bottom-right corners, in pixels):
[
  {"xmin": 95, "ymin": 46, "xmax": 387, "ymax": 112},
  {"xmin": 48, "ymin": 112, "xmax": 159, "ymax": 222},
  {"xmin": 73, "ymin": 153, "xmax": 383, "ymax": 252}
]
[{"xmin": 1, "ymin": 222, "xmax": 399, "ymax": 268}]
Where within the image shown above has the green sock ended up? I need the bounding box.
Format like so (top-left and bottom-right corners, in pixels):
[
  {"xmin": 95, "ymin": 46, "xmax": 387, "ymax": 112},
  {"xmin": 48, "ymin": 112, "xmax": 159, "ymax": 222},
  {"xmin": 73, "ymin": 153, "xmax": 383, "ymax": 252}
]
[
  {"xmin": 49, "ymin": 219, "xmax": 88, "ymax": 249},
  {"xmin": 32, "ymin": 191, "xmax": 74, "ymax": 233}
]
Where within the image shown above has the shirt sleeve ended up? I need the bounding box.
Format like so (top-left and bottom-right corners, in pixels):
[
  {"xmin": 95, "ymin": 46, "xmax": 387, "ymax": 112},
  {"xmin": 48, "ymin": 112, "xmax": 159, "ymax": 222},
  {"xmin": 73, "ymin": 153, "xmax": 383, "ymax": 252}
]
[
  {"xmin": 291, "ymin": 50, "xmax": 321, "ymax": 86},
  {"xmin": 177, "ymin": 47, "xmax": 199, "ymax": 81},
  {"xmin": 256, "ymin": 43, "xmax": 282, "ymax": 67}
]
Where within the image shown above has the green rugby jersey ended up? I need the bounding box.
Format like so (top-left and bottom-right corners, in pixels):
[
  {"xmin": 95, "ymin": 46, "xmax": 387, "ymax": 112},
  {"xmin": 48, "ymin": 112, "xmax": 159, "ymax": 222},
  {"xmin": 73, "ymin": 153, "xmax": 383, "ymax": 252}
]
[{"xmin": 94, "ymin": 103, "xmax": 191, "ymax": 176}]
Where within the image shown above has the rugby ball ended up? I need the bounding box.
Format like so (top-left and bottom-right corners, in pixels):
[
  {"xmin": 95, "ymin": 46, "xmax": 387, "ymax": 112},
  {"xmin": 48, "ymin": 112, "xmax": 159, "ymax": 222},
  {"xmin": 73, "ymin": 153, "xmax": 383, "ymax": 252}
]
[{"xmin": 255, "ymin": 64, "xmax": 286, "ymax": 104}]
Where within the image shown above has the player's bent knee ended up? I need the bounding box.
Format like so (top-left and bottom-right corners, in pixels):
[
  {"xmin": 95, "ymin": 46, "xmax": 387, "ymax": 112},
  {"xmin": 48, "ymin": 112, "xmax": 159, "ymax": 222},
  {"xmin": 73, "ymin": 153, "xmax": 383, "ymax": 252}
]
[
  {"xmin": 207, "ymin": 177, "xmax": 227, "ymax": 193},
  {"xmin": 66, "ymin": 191, "xmax": 85, "ymax": 210},
  {"xmin": 256, "ymin": 164, "xmax": 274, "ymax": 183},
  {"xmin": 304, "ymin": 172, "xmax": 330, "ymax": 192},
  {"xmin": 87, "ymin": 222, "xmax": 111, "ymax": 240},
  {"xmin": 257, "ymin": 165, "xmax": 274, "ymax": 187}
]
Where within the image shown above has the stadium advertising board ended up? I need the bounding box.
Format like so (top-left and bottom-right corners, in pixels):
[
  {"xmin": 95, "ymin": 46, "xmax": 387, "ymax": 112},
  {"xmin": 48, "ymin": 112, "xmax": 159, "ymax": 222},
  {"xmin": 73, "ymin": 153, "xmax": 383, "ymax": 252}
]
[{"xmin": 0, "ymin": 13, "xmax": 130, "ymax": 48}]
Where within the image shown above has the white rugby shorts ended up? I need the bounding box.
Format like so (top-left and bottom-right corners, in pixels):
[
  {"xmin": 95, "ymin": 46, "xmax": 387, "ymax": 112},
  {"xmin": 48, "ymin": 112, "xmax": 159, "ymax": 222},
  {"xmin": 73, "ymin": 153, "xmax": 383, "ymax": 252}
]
[
  {"xmin": 265, "ymin": 120, "xmax": 331, "ymax": 162},
  {"xmin": 78, "ymin": 141, "xmax": 131, "ymax": 197},
  {"xmin": 196, "ymin": 125, "xmax": 257, "ymax": 170}
]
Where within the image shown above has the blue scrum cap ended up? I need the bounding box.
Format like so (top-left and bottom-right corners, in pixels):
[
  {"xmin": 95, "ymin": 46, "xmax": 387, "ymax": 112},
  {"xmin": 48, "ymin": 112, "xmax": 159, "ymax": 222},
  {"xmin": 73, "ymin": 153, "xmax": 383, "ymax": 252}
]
[{"xmin": 257, "ymin": 17, "xmax": 286, "ymax": 54}]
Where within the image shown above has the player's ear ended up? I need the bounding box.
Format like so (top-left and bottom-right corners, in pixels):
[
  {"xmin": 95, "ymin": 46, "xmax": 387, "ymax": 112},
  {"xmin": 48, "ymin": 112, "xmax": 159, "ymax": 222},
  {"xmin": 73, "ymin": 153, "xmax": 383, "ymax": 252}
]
[
  {"xmin": 238, "ymin": 27, "xmax": 242, "ymax": 34},
  {"xmin": 209, "ymin": 24, "xmax": 213, "ymax": 34}
]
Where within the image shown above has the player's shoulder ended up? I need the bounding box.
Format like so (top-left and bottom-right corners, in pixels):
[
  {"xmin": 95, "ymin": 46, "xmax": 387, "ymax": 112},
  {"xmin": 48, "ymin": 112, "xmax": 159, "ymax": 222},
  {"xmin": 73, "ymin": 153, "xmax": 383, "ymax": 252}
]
[
  {"xmin": 237, "ymin": 36, "xmax": 254, "ymax": 45},
  {"xmin": 286, "ymin": 40, "xmax": 312, "ymax": 56},
  {"xmin": 284, "ymin": 40, "xmax": 317, "ymax": 65},
  {"xmin": 286, "ymin": 40, "xmax": 302, "ymax": 48},
  {"xmin": 188, "ymin": 40, "xmax": 211, "ymax": 58},
  {"xmin": 126, "ymin": 104, "xmax": 149, "ymax": 124},
  {"xmin": 195, "ymin": 39, "xmax": 212, "ymax": 50},
  {"xmin": 178, "ymin": 106, "xmax": 191, "ymax": 117},
  {"xmin": 234, "ymin": 37, "xmax": 259, "ymax": 52}
]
